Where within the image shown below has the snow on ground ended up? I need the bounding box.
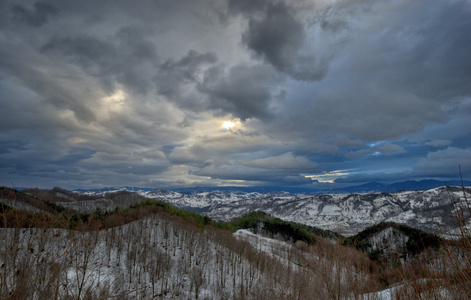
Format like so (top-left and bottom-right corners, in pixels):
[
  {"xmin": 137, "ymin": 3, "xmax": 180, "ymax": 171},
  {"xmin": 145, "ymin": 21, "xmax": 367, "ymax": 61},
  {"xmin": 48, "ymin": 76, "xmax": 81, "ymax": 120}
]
[
  {"xmin": 3, "ymin": 215, "xmax": 325, "ymax": 299},
  {"xmin": 54, "ymin": 186, "xmax": 471, "ymax": 236},
  {"xmin": 1, "ymin": 198, "xmax": 44, "ymax": 212},
  {"xmin": 319, "ymin": 204, "xmax": 343, "ymax": 216},
  {"xmin": 360, "ymin": 286, "xmax": 395, "ymax": 300},
  {"xmin": 234, "ymin": 229, "xmax": 292, "ymax": 260}
]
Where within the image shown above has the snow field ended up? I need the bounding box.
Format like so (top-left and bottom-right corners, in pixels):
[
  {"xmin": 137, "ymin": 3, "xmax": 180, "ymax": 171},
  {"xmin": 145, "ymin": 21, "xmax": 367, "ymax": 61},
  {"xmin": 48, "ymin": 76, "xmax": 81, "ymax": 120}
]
[{"xmin": 1, "ymin": 212, "xmax": 385, "ymax": 299}]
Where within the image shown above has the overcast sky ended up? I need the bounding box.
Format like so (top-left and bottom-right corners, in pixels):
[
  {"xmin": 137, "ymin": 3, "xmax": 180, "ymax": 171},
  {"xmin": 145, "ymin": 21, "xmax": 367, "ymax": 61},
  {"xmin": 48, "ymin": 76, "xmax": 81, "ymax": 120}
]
[{"xmin": 1, "ymin": 0, "xmax": 470, "ymax": 190}]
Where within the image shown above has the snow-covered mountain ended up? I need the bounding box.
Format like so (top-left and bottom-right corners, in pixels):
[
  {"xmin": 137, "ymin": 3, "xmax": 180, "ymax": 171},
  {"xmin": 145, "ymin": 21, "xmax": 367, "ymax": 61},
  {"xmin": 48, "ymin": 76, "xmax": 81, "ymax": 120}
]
[
  {"xmin": 61, "ymin": 185, "xmax": 471, "ymax": 236},
  {"xmin": 137, "ymin": 186, "xmax": 470, "ymax": 236}
]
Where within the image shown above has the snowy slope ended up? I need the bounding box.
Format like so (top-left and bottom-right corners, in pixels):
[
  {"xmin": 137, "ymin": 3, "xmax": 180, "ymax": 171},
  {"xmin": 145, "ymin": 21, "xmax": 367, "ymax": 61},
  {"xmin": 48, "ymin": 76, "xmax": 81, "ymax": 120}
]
[
  {"xmin": 1, "ymin": 214, "xmax": 377, "ymax": 299},
  {"xmin": 141, "ymin": 186, "xmax": 471, "ymax": 236},
  {"xmin": 61, "ymin": 186, "xmax": 471, "ymax": 236}
]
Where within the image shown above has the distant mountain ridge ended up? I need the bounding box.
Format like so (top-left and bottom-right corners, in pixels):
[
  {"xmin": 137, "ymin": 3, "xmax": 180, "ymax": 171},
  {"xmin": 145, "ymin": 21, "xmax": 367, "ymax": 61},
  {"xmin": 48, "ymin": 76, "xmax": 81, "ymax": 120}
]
[
  {"xmin": 70, "ymin": 179, "xmax": 470, "ymax": 195},
  {"xmin": 9, "ymin": 181, "xmax": 470, "ymax": 237},
  {"xmin": 333, "ymin": 179, "xmax": 471, "ymax": 194},
  {"xmin": 144, "ymin": 186, "xmax": 470, "ymax": 236},
  {"xmin": 60, "ymin": 185, "xmax": 471, "ymax": 237}
]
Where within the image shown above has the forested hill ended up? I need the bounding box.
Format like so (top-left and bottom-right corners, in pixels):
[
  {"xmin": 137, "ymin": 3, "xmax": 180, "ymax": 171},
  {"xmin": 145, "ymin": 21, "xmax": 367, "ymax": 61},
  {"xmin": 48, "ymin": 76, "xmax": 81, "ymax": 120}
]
[{"xmin": 2, "ymin": 186, "xmax": 471, "ymax": 298}]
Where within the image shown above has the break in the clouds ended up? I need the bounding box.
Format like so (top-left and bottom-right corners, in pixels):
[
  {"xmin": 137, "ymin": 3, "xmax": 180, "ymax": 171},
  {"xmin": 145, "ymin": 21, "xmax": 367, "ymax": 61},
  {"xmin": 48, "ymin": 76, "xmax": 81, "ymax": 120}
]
[{"xmin": 0, "ymin": 0, "xmax": 470, "ymax": 189}]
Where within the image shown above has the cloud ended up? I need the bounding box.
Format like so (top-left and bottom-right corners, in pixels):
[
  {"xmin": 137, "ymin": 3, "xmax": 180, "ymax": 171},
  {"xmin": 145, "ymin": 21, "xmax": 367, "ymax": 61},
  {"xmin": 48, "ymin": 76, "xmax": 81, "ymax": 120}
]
[
  {"xmin": 168, "ymin": 146, "xmax": 209, "ymax": 166},
  {"xmin": 242, "ymin": 152, "xmax": 318, "ymax": 171},
  {"xmin": 344, "ymin": 143, "xmax": 405, "ymax": 158},
  {"xmin": 336, "ymin": 146, "xmax": 471, "ymax": 184},
  {"xmin": 142, "ymin": 150, "xmax": 166, "ymax": 160},
  {"xmin": 168, "ymin": 126, "xmax": 280, "ymax": 166},
  {"xmin": 237, "ymin": 1, "xmax": 328, "ymax": 80},
  {"xmin": 334, "ymin": 171, "xmax": 411, "ymax": 184},
  {"xmin": 200, "ymin": 64, "xmax": 283, "ymax": 120},
  {"xmin": 41, "ymin": 27, "xmax": 159, "ymax": 94},
  {"xmin": 425, "ymin": 140, "xmax": 453, "ymax": 147},
  {"xmin": 412, "ymin": 147, "xmax": 471, "ymax": 178},
  {"xmin": 154, "ymin": 50, "xmax": 217, "ymax": 110},
  {"xmin": 227, "ymin": 0, "xmax": 269, "ymax": 15},
  {"xmin": 242, "ymin": 4, "xmax": 304, "ymax": 74},
  {"xmin": 260, "ymin": 0, "xmax": 471, "ymax": 143},
  {"xmin": 191, "ymin": 163, "xmax": 313, "ymax": 185},
  {"xmin": 12, "ymin": 2, "xmax": 57, "ymax": 27},
  {"xmin": 376, "ymin": 143, "xmax": 406, "ymax": 155},
  {"xmin": 1, "ymin": 0, "xmax": 471, "ymax": 189}
]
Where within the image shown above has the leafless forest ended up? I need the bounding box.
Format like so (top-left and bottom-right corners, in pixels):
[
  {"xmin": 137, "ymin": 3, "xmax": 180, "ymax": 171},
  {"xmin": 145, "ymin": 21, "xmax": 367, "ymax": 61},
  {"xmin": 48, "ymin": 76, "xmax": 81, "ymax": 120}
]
[{"xmin": 1, "ymin": 187, "xmax": 471, "ymax": 299}]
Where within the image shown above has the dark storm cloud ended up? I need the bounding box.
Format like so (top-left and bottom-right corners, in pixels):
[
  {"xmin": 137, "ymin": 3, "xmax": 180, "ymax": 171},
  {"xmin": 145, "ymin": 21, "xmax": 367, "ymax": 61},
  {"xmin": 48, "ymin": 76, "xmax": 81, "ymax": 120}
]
[
  {"xmin": 200, "ymin": 64, "xmax": 282, "ymax": 120},
  {"xmin": 391, "ymin": 1, "xmax": 471, "ymax": 102},
  {"xmin": 242, "ymin": 4, "xmax": 303, "ymax": 71},
  {"xmin": 264, "ymin": 0, "xmax": 471, "ymax": 144},
  {"xmin": 155, "ymin": 50, "xmax": 217, "ymax": 108},
  {"xmin": 236, "ymin": 1, "xmax": 327, "ymax": 80},
  {"xmin": 155, "ymin": 50, "xmax": 282, "ymax": 120},
  {"xmin": 227, "ymin": 0, "xmax": 269, "ymax": 15},
  {"xmin": 53, "ymin": 147, "xmax": 96, "ymax": 165},
  {"xmin": 12, "ymin": 2, "xmax": 57, "ymax": 27},
  {"xmin": 1, "ymin": 0, "xmax": 470, "ymax": 189},
  {"xmin": 41, "ymin": 27, "xmax": 159, "ymax": 94}
]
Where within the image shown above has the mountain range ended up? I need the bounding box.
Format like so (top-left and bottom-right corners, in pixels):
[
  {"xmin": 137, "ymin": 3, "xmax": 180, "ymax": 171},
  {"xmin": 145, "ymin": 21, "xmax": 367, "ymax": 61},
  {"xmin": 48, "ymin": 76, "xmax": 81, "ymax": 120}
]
[
  {"xmin": 38, "ymin": 184, "xmax": 470, "ymax": 237},
  {"xmin": 68, "ymin": 179, "xmax": 471, "ymax": 195},
  {"xmin": 6, "ymin": 181, "xmax": 471, "ymax": 236},
  {"xmin": 141, "ymin": 186, "xmax": 471, "ymax": 236}
]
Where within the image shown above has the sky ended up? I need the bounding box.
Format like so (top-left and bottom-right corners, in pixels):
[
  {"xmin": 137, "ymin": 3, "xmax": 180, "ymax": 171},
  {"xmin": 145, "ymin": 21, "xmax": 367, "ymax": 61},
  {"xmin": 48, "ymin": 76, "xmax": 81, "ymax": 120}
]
[{"xmin": 1, "ymin": 0, "xmax": 471, "ymax": 190}]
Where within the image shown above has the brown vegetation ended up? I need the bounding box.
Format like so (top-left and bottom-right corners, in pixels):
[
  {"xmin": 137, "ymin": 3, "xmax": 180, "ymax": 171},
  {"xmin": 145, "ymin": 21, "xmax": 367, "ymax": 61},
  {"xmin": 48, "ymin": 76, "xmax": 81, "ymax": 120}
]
[{"xmin": 1, "ymin": 184, "xmax": 471, "ymax": 299}]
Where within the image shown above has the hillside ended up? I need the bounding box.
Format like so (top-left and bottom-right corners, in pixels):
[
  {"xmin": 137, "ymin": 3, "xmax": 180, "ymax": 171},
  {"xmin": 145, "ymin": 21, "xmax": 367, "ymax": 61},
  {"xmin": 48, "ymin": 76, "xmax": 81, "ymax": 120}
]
[
  {"xmin": 1, "ymin": 189, "xmax": 384, "ymax": 299},
  {"xmin": 2, "ymin": 186, "xmax": 471, "ymax": 299},
  {"xmin": 8, "ymin": 185, "xmax": 471, "ymax": 238},
  {"xmin": 344, "ymin": 222, "xmax": 441, "ymax": 265},
  {"xmin": 17, "ymin": 185, "xmax": 471, "ymax": 236}
]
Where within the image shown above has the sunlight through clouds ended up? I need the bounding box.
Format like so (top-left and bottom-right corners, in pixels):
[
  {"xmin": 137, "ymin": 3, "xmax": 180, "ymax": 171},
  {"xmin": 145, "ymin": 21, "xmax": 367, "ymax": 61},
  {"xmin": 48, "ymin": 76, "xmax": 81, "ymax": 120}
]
[
  {"xmin": 222, "ymin": 121, "xmax": 236, "ymax": 129},
  {"xmin": 101, "ymin": 87, "xmax": 127, "ymax": 115}
]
